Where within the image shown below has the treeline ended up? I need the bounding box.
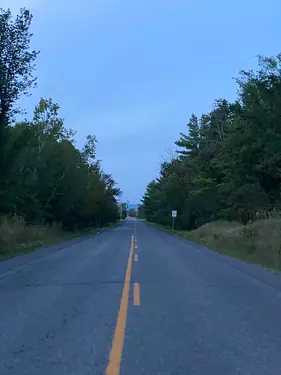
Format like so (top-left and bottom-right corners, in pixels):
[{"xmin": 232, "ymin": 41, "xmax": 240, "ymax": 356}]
[
  {"xmin": 0, "ymin": 8, "xmax": 120, "ymax": 230},
  {"xmin": 143, "ymin": 54, "xmax": 281, "ymax": 230}
]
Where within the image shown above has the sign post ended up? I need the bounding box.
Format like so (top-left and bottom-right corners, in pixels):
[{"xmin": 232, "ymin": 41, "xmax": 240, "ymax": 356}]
[{"xmin": 171, "ymin": 210, "xmax": 177, "ymax": 230}]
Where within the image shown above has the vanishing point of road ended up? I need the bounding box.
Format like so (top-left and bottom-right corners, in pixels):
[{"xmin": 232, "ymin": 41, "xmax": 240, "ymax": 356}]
[{"xmin": 1, "ymin": 219, "xmax": 281, "ymax": 374}]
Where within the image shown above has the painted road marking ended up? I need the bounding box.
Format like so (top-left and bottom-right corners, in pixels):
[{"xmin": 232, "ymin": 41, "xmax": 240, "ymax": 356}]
[
  {"xmin": 106, "ymin": 235, "xmax": 134, "ymax": 375},
  {"xmin": 134, "ymin": 254, "xmax": 138, "ymax": 262},
  {"xmin": 135, "ymin": 244, "xmax": 138, "ymax": 249},
  {"xmin": 133, "ymin": 282, "xmax": 140, "ymax": 306}
]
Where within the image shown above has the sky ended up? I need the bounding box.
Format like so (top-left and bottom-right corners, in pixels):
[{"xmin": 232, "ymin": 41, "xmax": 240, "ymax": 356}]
[{"xmin": 2, "ymin": 0, "xmax": 281, "ymax": 203}]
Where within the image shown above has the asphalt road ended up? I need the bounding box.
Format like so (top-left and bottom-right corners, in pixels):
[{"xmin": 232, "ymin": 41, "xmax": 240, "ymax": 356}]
[{"xmin": 1, "ymin": 219, "xmax": 281, "ymax": 374}]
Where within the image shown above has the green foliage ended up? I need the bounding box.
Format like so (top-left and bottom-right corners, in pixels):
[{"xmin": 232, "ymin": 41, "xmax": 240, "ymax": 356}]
[
  {"xmin": 128, "ymin": 208, "xmax": 137, "ymax": 217},
  {"xmin": 143, "ymin": 54, "xmax": 281, "ymax": 229},
  {"xmin": 175, "ymin": 114, "xmax": 200, "ymax": 158},
  {"xmin": 0, "ymin": 8, "xmax": 120, "ymax": 231},
  {"xmin": 0, "ymin": 8, "xmax": 39, "ymax": 126},
  {"xmin": 0, "ymin": 7, "xmax": 39, "ymax": 201},
  {"xmin": 1, "ymin": 98, "xmax": 120, "ymax": 228},
  {"xmin": 137, "ymin": 204, "xmax": 145, "ymax": 219}
]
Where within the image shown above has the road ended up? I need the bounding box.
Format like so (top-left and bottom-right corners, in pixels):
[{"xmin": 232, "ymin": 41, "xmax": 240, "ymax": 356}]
[{"xmin": 1, "ymin": 219, "xmax": 281, "ymax": 374}]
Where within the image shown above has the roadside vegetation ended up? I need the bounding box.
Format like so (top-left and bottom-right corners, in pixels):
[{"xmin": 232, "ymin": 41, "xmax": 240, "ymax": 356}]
[
  {"xmin": 0, "ymin": 8, "xmax": 121, "ymax": 258},
  {"xmin": 183, "ymin": 218, "xmax": 281, "ymax": 269},
  {"xmin": 142, "ymin": 53, "xmax": 281, "ymax": 268},
  {"xmin": 148, "ymin": 218, "xmax": 281, "ymax": 270},
  {"xmin": 0, "ymin": 216, "xmax": 75, "ymax": 260}
]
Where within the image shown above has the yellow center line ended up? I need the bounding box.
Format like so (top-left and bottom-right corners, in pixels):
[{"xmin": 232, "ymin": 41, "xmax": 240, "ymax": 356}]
[
  {"xmin": 133, "ymin": 283, "xmax": 140, "ymax": 306},
  {"xmin": 134, "ymin": 254, "xmax": 138, "ymax": 262},
  {"xmin": 106, "ymin": 234, "xmax": 134, "ymax": 375}
]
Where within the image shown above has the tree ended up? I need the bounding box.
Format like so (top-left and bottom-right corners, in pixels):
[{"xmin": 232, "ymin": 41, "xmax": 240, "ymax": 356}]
[
  {"xmin": 137, "ymin": 204, "xmax": 145, "ymax": 219},
  {"xmin": 0, "ymin": 8, "xmax": 39, "ymax": 148},
  {"xmin": 0, "ymin": 8, "xmax": 39, "ymax": 211},
  {"xmin": 128, "ymin": 208, "xmax": 137, "ymax": 217},
  {"xmin": 1, "ymin": 96, "xmax": 120, "ymax": 228},
  {"xmin": 0, "ymin": 8, "xmax": 120, "ymax": 231},
  {"xmin": 175, "ymin": 114, "xmax": 200, "ymax": 158},
  {"xmin": 143, "ymin": 54, "xmax": 281, "ymax": 228},
  {"xmin": 120, "ymin": 202, "xmax": 128, "ymax": 219}
]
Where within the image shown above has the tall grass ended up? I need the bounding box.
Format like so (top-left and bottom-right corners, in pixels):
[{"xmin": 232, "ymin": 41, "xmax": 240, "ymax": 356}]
[
  {"xmin": 147, "ymin": 217, "xmax": 281, "ymax": 269},
  {"xmin": 0, "ymin": 216, "xmax": 68, "ymax": 260},
  {"xmin": 181, "ymin": 218, "xmax": 281, "ymax": 269}
]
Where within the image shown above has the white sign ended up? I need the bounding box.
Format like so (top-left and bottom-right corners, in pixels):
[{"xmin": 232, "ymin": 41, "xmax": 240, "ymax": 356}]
[{"xmin": 172, "ymin": 210, "xmax": 177, "ymax": 218}]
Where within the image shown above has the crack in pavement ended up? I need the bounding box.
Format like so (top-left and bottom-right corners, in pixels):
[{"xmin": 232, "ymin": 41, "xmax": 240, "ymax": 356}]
[
  {"xmin": 11, "ymin": 307, "xmax": 81, "ymax": 357},
  {"xmin": 1, "ymin": 290, "xmax": 95, "ymax": 370}
]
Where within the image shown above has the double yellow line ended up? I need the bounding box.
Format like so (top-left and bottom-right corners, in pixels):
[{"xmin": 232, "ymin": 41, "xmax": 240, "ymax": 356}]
[{"xmin": 106, "ymin": 234, "xmax": 140, "ymax": 375}]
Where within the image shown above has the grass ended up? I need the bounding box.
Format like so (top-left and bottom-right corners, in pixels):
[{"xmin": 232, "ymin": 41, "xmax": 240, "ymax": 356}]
[
  {"xmin": 146, "ymin": 218, "xmax": 281, "ymax": 270},
  {"xmin": 0, "ymin": 216, "xmax": 111, "ymax": 261}
]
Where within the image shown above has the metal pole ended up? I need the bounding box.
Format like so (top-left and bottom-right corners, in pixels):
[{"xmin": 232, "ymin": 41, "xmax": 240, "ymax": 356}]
[{"xmin": 172, "ymin": 217, "xmax": 175, "ymax": 230}]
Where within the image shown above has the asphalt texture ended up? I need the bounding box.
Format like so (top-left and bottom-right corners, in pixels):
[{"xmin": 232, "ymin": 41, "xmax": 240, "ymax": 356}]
[{"xmin": 1, "ymin": 219, "xmax": 281, "ymax": 374}]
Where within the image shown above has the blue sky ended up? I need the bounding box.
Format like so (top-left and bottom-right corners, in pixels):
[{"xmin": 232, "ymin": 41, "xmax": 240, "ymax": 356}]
[{"xmin": 3, "ymin": 0, "xmax": 281, "ymax": 203}]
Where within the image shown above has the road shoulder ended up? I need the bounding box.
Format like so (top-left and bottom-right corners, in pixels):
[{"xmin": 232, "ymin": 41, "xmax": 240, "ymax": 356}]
[{"xmin": 145, "ymin": 221, "xmax": 281, "ymax": 292}]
